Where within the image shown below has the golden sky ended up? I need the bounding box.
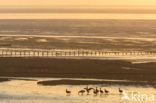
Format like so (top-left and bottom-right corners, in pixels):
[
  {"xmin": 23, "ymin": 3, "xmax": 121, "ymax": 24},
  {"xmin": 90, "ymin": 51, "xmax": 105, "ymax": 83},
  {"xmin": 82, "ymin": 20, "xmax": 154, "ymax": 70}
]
[{"xmin": 0, "ymin": 0, "xmax": 156, "ymax": 7}]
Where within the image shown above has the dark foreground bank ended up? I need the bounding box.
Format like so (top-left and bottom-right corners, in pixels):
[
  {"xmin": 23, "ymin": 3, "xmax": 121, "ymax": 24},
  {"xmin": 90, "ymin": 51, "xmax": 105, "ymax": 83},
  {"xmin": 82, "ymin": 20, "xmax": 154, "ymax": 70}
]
[
  {"xmin": 0, "ymin": 57, "xmax": 156, "ymax": 82},
  {"xmin": 37, "ymin": 79, "xmax": 156, "ymax": 87},
  {"xmin": 0, "ymin": 78, "xmax": 10, "ymax": 82}
]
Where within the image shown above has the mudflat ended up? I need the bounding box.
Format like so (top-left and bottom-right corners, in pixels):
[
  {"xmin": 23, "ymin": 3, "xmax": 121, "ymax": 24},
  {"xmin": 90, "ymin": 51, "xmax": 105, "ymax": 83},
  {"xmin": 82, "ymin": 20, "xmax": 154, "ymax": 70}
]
[
  {"xmin": 37, "ymin": 79, "xmax": 156, "ymax": 87},
  {"xmin": 0, "ymin": 57, "xmax": 156, "ymax": 82}
]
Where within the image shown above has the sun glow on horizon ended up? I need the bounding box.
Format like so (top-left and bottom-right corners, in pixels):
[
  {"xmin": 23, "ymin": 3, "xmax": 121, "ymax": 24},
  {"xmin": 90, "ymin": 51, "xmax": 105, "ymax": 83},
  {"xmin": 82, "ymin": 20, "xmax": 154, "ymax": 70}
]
[{"xmin": 0, "ymin": 0, "xmax": 156, "ymax": 7}]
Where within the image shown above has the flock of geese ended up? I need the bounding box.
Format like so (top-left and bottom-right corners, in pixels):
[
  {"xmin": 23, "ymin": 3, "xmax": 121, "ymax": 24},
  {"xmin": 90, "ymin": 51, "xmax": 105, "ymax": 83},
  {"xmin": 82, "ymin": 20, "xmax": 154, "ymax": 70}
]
[{"xmin": 66, "ymin": 86, "xmax": 123, "ymax": 95}]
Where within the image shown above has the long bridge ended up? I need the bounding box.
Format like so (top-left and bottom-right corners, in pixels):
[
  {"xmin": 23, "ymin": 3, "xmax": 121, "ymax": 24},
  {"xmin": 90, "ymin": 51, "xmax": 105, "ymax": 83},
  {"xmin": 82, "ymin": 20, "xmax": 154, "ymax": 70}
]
[{"xmin": 0, "ymin": 49, "xmax": 156, "ymax": 58}]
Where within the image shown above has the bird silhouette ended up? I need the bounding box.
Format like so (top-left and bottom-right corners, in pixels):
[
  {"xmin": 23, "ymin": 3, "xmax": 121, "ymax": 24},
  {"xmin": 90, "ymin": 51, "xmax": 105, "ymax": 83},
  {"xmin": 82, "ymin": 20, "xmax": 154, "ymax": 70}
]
[
  {"xmin": 95, "ymin": 87, "xmax": 99, "ymax": 93},
  {"xmin": 104, "ymin": 89, "xmax": 109, "ymax": 95},
  {"xmin": 66, "ymin": 89, "xmax": 71, "ymax": 95},
  {"xmin": 93, "ymin": 89, "xmax": 98, "ymax": 95},
  {"xmin": 119, "ymin": 88, "xmax": 123, "ymax": 94},
  {"xmin": 100, "ymin": 88, "xmax": 104, "ymax": 94},
  {"xmin": 84, "ymin": 86, "xmax": 94, "ymax": 95},
  {"xmin": 78, "ymin": 90, "xmax": 85, "ymax": 95}
]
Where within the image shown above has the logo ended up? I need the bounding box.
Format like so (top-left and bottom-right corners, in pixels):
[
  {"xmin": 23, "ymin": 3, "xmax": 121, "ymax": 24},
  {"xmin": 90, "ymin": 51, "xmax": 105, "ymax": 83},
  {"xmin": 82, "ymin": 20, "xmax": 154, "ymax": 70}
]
[
  {"xmin": 122, "ymin": 91, "xmax": 155, "ymax": 102},
  {"xmin": 122, "ymin": 91, "xmax": 130, "ymax": 100}
]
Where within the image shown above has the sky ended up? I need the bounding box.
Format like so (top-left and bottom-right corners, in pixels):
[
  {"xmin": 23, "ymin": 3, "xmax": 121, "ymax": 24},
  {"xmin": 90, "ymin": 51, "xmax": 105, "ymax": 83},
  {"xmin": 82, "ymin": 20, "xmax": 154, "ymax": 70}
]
[{"xmin": 0, "ymin": 0, "xmax": 156, "ymax": 7}]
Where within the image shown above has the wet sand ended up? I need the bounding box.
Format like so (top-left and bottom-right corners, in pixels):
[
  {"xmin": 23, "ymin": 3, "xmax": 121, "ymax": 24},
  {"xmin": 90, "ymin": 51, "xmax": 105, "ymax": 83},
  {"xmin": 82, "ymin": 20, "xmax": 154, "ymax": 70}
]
[{"xmin": 0, "ymin": 57, "xmax": 156, "ymax": 83}]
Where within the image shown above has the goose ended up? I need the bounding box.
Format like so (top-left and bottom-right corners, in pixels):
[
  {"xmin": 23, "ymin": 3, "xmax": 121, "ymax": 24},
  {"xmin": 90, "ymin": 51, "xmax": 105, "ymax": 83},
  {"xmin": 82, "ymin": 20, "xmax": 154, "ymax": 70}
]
[
  {"xmin": 84, "ymin": 86, "xmax": 94, "ymax": 95},
  {"xmin": 104, "ymin": 89, "xmax": 109, "ymax": 94},
  {"xmin": 66, "ymin": 89, "xmax": 71, "ymax": 95},
  {"xmin": 95, "ymin": 87, "xmax": 99, "ymax": 93},
  {"xmin": 100, "ymin": 88, "xmax": 104, "ymax": 94},
  {"xmin": 84, "ymin": 86, "xmax": 94, "ymax": 91},
  {"xmin": 119, "ymin": 88, "xmax": 123, "ymax": 94},
  {"xmin": 78, "ymin": 90, "xmax": 85, "ymax": 95},
  {"xmin": 93, "ymin": 89, "xmax": 98, "ymax": 95}
]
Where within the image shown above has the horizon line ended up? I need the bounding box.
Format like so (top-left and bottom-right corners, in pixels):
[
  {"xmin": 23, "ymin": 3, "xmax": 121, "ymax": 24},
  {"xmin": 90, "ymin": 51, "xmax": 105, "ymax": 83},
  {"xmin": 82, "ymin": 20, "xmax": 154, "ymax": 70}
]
[{"xmin": 0, "ymin": 5, "xmax": 156, "ymax": 8}]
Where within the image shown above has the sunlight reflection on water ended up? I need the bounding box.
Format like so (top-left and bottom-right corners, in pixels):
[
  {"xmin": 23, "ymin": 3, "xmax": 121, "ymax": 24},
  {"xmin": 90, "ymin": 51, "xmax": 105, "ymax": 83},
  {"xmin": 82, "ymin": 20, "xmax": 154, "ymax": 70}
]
[
  {"xmin": 1, "ymin": 13, "xmax": 156, "ymax": 20},
  {"xmin": 0, "ymin": 78, "xmax": 156, "ymax": 103}
]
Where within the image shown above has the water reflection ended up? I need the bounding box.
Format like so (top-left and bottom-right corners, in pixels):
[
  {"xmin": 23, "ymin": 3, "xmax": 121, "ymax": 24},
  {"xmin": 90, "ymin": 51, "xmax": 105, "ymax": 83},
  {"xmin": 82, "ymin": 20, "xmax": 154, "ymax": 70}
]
[
  {"xmin": 0, "ymin": 78, "xmax": 156, "ymax": 103},
  {"xmin": 1, "ymin": 13, "xmax": 156, "ymax": 19}
]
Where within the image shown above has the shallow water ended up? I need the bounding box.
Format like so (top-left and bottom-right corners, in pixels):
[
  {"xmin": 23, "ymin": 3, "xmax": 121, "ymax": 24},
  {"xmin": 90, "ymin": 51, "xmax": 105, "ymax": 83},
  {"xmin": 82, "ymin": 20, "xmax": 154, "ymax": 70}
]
[
  {"xmin": 0, "ymin": 78, "xmax": 156, "ymax": 103},
  {"xmin": 1, "ymin": 13, "xmax": 156, "ymax": 20}
]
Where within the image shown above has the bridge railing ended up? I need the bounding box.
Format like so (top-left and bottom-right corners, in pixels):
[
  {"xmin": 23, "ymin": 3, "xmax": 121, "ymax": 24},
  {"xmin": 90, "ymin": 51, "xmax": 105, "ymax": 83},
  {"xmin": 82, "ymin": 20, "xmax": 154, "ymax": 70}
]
[{"xmin": 0, "ymin": 49, "xmax": 156, "ymax": 57}]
